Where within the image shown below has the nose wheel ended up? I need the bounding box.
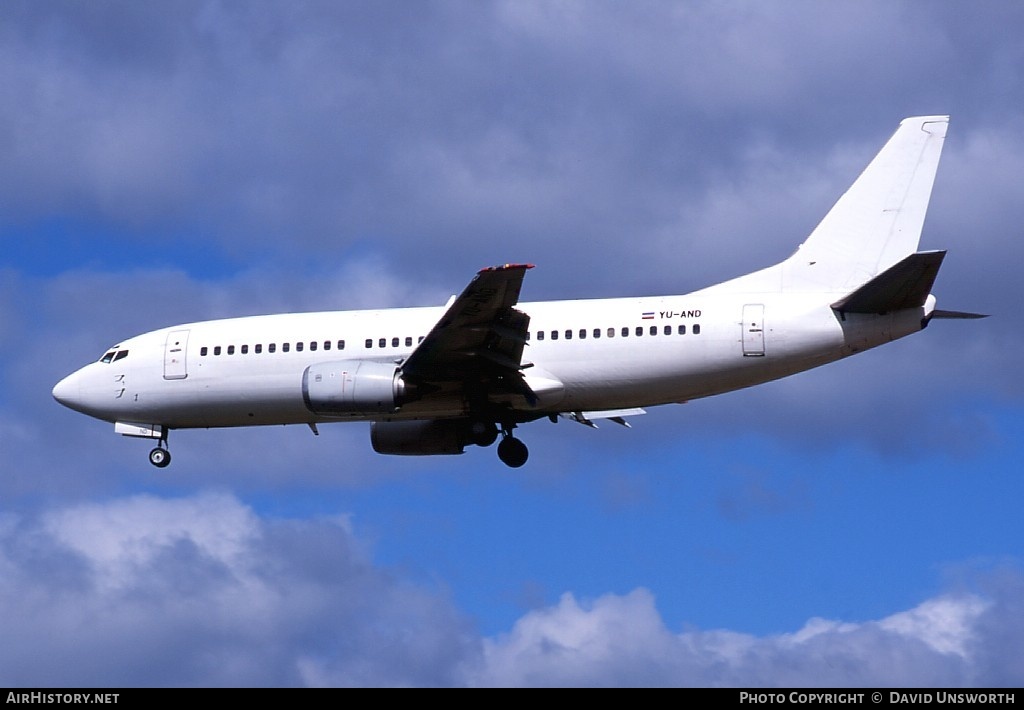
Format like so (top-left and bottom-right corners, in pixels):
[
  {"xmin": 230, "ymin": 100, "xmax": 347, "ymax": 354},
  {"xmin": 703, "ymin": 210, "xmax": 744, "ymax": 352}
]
[{"xmin": 148, "ymin": 446, "xmax": 172, "ymax": 468}]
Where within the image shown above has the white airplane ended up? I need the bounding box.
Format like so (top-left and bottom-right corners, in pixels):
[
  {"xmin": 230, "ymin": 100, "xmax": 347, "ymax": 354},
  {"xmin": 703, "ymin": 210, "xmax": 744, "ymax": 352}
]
[{"xmin": 54, "ymin": 115, "xmax": 983, "ymax": 469}]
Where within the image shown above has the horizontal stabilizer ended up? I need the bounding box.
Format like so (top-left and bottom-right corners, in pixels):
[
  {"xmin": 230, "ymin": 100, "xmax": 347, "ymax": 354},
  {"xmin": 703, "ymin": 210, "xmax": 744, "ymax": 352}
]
[
  {"xmin": 831, "ymin": 250, "xmax": 945, "ymax": 315},
  {"xmin": 930, "ymin": 309, "xmax": 989, "ymax": 319}
]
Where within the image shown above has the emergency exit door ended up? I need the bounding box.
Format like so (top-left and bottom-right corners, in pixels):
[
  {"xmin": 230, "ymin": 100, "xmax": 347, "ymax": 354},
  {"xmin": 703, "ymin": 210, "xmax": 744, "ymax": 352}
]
[{"xmin": 742, "ymin": 304, "xmax": 765, "ymax": 357}]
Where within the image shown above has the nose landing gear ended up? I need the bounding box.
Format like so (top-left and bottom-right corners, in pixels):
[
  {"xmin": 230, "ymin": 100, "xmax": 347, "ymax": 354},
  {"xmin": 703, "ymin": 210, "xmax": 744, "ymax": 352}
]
[{"xmin": 148, "ymin": 431, "xmax": 171, "ymax": 468}]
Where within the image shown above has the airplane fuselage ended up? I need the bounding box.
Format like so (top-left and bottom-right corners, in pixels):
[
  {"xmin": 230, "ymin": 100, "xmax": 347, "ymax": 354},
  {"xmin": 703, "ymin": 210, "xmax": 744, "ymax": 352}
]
[{"xmin": 54, "ymin": 288, "xmax": 928, "ymax": 430}]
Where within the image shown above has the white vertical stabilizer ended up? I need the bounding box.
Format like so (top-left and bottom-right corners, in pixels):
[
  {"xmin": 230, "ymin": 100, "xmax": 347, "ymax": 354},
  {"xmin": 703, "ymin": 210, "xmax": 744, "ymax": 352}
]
[
  {"xmin": 782, "ymin": 115, "xmax": 949, "ymax": 293},
  {"xmin": 707, "ymin": 116, "xmax": 950, "ymax": 297}
]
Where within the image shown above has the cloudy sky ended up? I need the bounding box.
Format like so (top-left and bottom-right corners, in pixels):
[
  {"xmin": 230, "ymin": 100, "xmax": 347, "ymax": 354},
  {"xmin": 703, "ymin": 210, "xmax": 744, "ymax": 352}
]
[{"xmin": 2, "ymin": 0, "xmax": 1023, "ymax": 687}]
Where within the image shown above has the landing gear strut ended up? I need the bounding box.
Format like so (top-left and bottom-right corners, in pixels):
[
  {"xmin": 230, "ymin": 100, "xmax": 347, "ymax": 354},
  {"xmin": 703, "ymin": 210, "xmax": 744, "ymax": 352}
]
[{"xmin": 496, "ymin": 428, "xmax": 529, "ymax": 468}]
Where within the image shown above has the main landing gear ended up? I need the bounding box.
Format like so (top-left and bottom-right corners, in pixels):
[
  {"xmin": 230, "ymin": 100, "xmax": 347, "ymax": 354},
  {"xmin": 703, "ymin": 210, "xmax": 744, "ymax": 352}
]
[
  {"xmin": 465, "ymin": 420, "xmax": 528, "ymax": 468},
  {"xmin": 496, "ymin": 427, "xmax": 529, "ymax": 468}
]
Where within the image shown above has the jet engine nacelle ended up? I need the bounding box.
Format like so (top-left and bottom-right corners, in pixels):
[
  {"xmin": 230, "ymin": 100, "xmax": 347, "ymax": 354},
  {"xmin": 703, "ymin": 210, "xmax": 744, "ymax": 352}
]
[
  {"xmin": 302, "ymin": 360, "xmax": 409, "ymax": 415},
  {"xmin": 370, "ymin": 420, "xmax": 467, "ymax": 456}
]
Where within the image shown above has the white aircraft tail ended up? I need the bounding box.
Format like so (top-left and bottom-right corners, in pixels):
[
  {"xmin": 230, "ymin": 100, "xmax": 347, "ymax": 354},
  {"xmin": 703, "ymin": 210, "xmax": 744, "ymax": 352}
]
[
  {"xmin": 781, "ymin": 115, "xmax": 949, "ymax": 294},
  {"xmin": 711, "ymin": 116, "xmax": 950, "ymax": 298}
]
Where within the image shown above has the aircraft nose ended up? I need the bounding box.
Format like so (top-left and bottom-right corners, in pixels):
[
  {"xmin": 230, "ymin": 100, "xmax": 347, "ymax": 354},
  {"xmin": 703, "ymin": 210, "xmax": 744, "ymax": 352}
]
[
  {"xmin": 53, "ymin": 370, "xmax": 84, "ymax": 411},
  {"xmin": 53, "ymin": 365, "xmax": 119, "ymax": 421}
]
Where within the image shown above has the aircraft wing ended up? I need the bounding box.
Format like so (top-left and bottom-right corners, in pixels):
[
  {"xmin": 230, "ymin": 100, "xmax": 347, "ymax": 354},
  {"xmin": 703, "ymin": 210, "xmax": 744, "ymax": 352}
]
[{"xmin": 401, "ymin": 264, "xmax": 534, "ymax": 386}]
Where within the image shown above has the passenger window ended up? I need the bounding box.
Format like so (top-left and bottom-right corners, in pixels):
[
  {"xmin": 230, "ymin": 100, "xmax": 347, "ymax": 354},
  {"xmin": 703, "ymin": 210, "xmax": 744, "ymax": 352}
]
[
  {"xmin": 678, "ymin": 325, "xmax": 686, "ymax": 335},
  {"xmin": 405, "ymin": 336, "xmax": 412, "ymax": 347},
  {"xmin": 378, "ymin": 338, "xmax": 386, "ymax": 348},
  {"xmin": 551, "ymin": 331, "xmax": 558, "ymax": 340},
  {"xmin": 365, "ymin": 339, "xmax": 373, "ymax": 349},
  {"xmin": 282, "ymin": 343, "xmax": 290, "ymax": 353},
  {"xmin": 607, "ymin": 328, "xmax": 615, "ymax": 338},
  {"xmin": 268, "ymin": 343, "xmax": 276, "ymax": 353},
  {"xmin": 579, "ymin": 329, "xmax": 586, "ymax": 339},
  {"xmin": 241, "ymin": 345, "xmax": 248, "ymax": 354},
  {"xmin": 650, "ymin": 325, "xmax": 657, "ymax": 336},
  {"xmin": 664, "ymin": 325, "xmax": 672, "ymax": 335},
  {"xmin": 323, "ymin": 341, "xmax": 331, "ymax": 351},
  {"xmin": 537, "ymin": 331, "xmax": 545, "ymax": 341},
  {"xmin": 636, "ymin": 326, "xmax": 643, "ymax": 336},
  {"xmin": 565, "ymin": 329, "xmax": 572, "ymax": 340},
  {"xmin": 227, "ymin": 345, "xmax": 235, "ymax": 355},
  {"xmin": 296, "ymin": 342, "xmax": 304, "ymax": 352},
  {"xmin": 201, "ymin": 347, "xmax": 208, "ymax": 357},
  {"xmin": 392, "ymin": 337, "xmax": 399, "ymax": 348},
  {"xmin": 621, "ymin": 327, "xmax": 629, "ymax": 337},
  {"xmin": 418, "ymin": 336, "xmax": 424, "ymax": 343},
  {"xmin": 593, "ymin": 328, "xmax": 600, "ymax": 339},
  {"xmin": 338, "ymin": 340, "xmax": 345, "ymax": 350},
  {"xmin": 693, "ymin": 324, "xmax": 701, "ymax": 334},
  {"xmin": 214, "ymin": 346, "xmax": 222, "ymax": 356},
  {"xmin": 526, "ymin": 332, "xmax": 531, "ymax": 341},
  {"xmin": 255, "ymin": 344, "xmax": 262, "ymax": 354},
  {"xmin": 310, "ymin": 341, "xmax": 317, "ymax": 351}
]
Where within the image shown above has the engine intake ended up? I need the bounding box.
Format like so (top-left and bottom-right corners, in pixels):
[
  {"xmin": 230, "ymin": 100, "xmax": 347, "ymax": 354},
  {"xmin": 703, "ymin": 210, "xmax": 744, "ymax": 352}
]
[{"xmin": 302, "ymin": 360, "xmax": 409, "ymax": 415}]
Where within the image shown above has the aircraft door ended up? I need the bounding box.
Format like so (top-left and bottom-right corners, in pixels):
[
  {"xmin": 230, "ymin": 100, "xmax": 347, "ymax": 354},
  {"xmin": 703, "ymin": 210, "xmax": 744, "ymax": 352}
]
[
  {"xmin": 164, "ymin": 330, "xmax": 190, "ymax": 380},
  {"xmin": 742, "ymin": 304, "xmax": 765, "ymax": 357}
]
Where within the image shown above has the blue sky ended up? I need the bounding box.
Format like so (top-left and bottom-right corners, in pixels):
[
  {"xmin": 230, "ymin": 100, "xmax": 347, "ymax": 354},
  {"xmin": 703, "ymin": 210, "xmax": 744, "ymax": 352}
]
[{"xmin": 2, "ymin": 0, "xmax": 1023, "ymax": 686}]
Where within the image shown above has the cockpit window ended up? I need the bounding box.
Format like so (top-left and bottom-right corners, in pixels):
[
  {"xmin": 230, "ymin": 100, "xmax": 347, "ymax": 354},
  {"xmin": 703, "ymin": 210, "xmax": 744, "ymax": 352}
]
[{"xmin": 99, "ymin": 349, "xmax": 129, "ymax": 364}]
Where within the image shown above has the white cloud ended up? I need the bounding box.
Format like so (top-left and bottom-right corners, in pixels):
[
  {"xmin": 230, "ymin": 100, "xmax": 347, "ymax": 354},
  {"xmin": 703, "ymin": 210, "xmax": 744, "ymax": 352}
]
[
  {"xmin": 473, "ymin": 586, "xmax": 1005, "ymax": 687},
  {"xmin": 4, "ymin": 0, "xmax": 1012, "ymax": 288},
  {"xmin": 0, "ymin": 493, "xmax": 1020, "ymax": 687},
  {"xmin": 41, "ymin": 492, "xmax": 262, "ymax": 594},
  {"xmin": 0, "ymin": 492, "xmax": 475, "ymax": 686},
  {"xmin": 878, "ymin": 595, "xmax": 988, "ymax": 658}
]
